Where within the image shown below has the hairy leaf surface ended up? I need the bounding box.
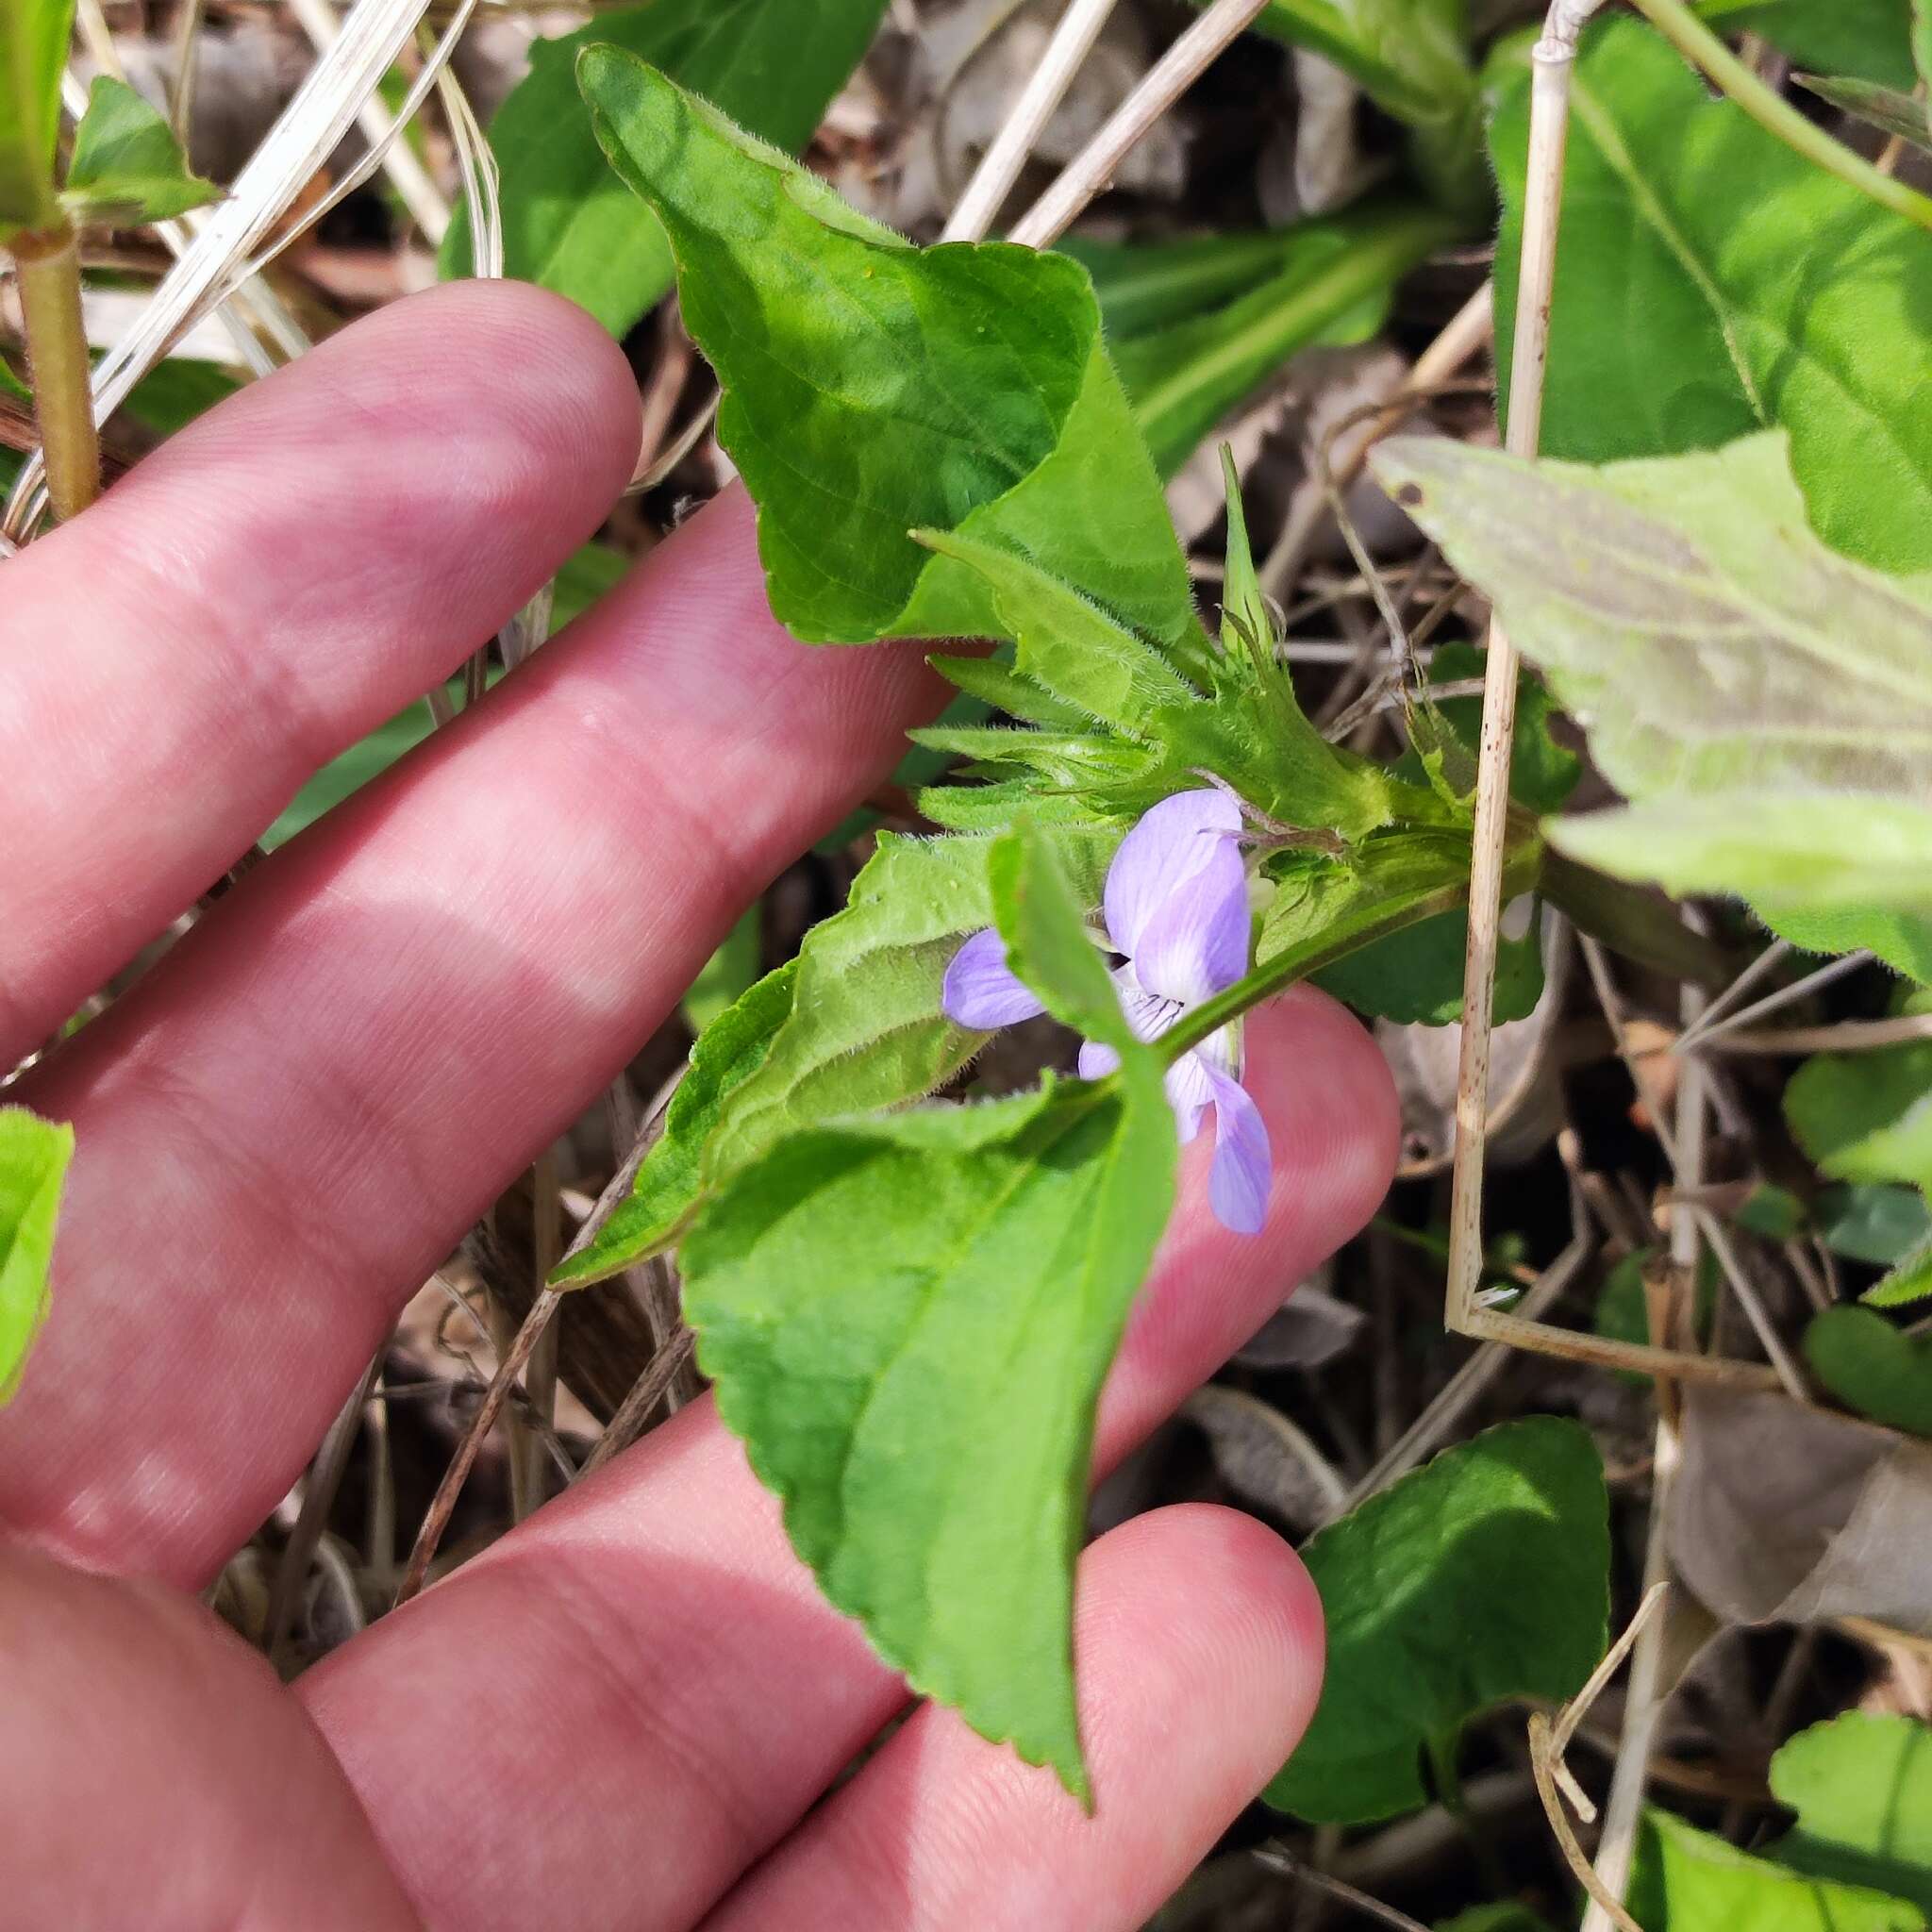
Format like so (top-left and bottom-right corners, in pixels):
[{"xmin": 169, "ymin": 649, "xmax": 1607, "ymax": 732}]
[
  {"xmin": 446, "ymin": 0, "xmax": 887, "ymax": 334},
  {"xmin": 580, "ymin": 54, "xmax": 1199, "ymax": 652},
  {"xmin": 1373, "ymin": 433, "xmax": 1932, "ymax": 958},
  {"xmin": 702, "ymin": 825, "xmax": 1120, "ymax": 1182},
  {"xmin": 1265, "ymin": 1417, "xmax": 1609, "ymax": 1823},
  {"xmin": 1491, "ymin": 18, "xmax": 1932, "ymax": 573},
  {"xmin": 0, "ymin": 1108, "xmax": 73, "ymax": 1402},
  {"xmin": 682, "ymin": 822, "xmax": 1175, "ymax": 1800},
  {"xmin": 551, "ymin": 961, "xmax": 797, "ymax": 1288}
]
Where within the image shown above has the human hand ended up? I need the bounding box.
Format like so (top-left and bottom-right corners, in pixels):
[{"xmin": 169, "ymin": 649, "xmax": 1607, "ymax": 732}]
[{"xmin": 0, "ymin": 284, "xmax": 1397, "ymax": 1930}]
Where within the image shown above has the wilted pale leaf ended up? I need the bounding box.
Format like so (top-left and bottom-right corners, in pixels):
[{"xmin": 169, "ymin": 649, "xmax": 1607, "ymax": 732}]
[
  {"xmin": 1674, "ymin": 1387, "xmax": 1932, "ymax": 1636},
  {"xmin": 1372, "ymin": 433, "xmax": 1932, "ymax": 952}
]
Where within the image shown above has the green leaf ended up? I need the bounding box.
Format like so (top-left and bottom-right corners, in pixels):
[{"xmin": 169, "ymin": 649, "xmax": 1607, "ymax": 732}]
[
  {"xmin": 1214, "ymin": 0, "xmax": 1483, "ymax": 209},
  {"xmin": 1111, "ymin": 200, "xmax": 1458, "ymax": 479},
  {"xmin": 683, "ymin": 906, "xmax": 761, "ymax": 1035},
  {"xmin": 1761, "ymin": 904, "xmax": 1932, "ymax": 989},
  {"xmin": 59, "ymin": 75, "xmax": 220, "ymax": 226},
  {"xmin": 1423, "ymin": 641, "xmax": 1580, "ymax": 817},
  {"xmin": 1371, "ymin": 433, "xmax": 1932, "ymax": 941},
  {"xmin": 1631, "ymin": 1807, "xmax": 1925, "ymax": 1932},
  {"xmin": 987, "ymin": 818, "xmax": 1140, "ymax": 1058},
  {"xmin": 0, "ymin": 0, "xmax": 71, "ymax": 239},
  {"xmin": 682, "ymin": 825, "xmax": 1176, "ymax": 1800},
  {"xmin": 1787, "ymin": 1041, "xmax": 1932, "ymax": 1191},
  {"xmin": 1795, "ymin": 73, "xmax": 1932, "ymax": 158},
  {"xmin": 121, "ymin": 356, "xmax": 240, "ymax": 437},
  {"xmin": 1700, "ymin": 0, "xmax": 1919, "ymax": 88},
  {"xmin": 1490, "ymin": 18, "xmax": 1932, "ymax": 574},
  {"xmin": 1257, "ymin": 825, "xmax": 1537, "ymax": 1025},
  {"xmin": 551, "ymin": 958, "xmax": 799, "ymax": 1289},
  {"xmin": 701, "ymin": 825, "xmax": 1120, "ymax": 1183},
  {"xmin": 445, "ymin": 0, "xmax": 889, "ymax": 336},
  {"xmin": 1803, "ymin": 1306, "xmax": 1932, "ymax": 1438},
  {"xmin": 578, "ymin": 53, "xmax": 1201, "ymax": 654},
  {"xmin": 1771, "ymin": 1713, "xmax": 1932, "ymax": 1915},
  {"xmin": 1434, "ymin": 1909, "xmax": 1560, "ymax": 1932},
  {"xmin": 1313, "ymin": 899, "xmax": 1541, "ymax": 1027},
  {"xmin": 0, "ymin": 1107, "xmax": 74, "ymax": 1402},
  {"xmin": 1865, "ymin": 1240, "xmax": 1932, "ymax": 1310},
  {"xmin": 1265, "ymin": 1417, "xmax": 1610, "ymax": 1824},
  {"xmin": 0, "ymin": 352, "xmax": 32, "ymax": 403},
  {"xmin": 551, "ymin": 541, "xmax": 628, "ymax": 630},
  {"xmin": 1060, "ymin": 227, "xmax": 1326, "ymax": 339},
  {"xmin": 1819, "ymin": 1185, "xmax": 1932, "ymax": 1269},
  {"xmin": 912, "ymin": 529, "xmax": 1195, "ymax": 737}
]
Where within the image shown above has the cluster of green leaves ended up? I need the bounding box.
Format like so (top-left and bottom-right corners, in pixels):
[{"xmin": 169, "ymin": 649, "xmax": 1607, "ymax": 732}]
[
  {"xmin": 1, "ymin": 0, "xmax": 215, "ymax": 246},
  {"xmin": 522, "ymin": 46, "xmax": 1632, "ymax": 1798}
]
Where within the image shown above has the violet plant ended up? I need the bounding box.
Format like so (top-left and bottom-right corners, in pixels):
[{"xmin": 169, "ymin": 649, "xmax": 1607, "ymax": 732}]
[{"xmin": 943, "ymin": 789, "xmax": 1271, "ymax": 1236}]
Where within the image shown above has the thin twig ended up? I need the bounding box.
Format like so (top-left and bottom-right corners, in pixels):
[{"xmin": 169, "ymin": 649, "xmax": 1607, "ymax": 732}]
[
  {"xmin": 1674, "ymin": 949, "xmax": 1872, "ymax": 1055},
  {"xmin": 576, "ymin": 1327, "xmax": 699, "ymax": 1481},
  {"xmin": 394, "ymin": 1286, "xmax": 560, "ymax": 1607},
  {"xmin": 1700, "ymin": 1013, "xmax": 1932, "ymax": 1056},
  {"xmin": 941, "ymin": 0, "xmax": 1124, "ymax": 242},
  {"xmin": 1691, "ymin": 1209, "xmax": 1809, "ymax": 1402},
  {"xmin": 1008, "ymin": 0, "xmax": 1279, "ymax": 248},
  {"xmin": 267, "ymin": 1353, "xmax": 383, "ymax": 1658},
  {"xmin": 1260, "ymin": 286, "xmax": 1495, "ymax": 599},
  {"xmin": 1334, "ymin": 1224, "xmax": 1595, "ymax": 1516},
  {"xmin": 1253, "ymin": 1842, "xmax": 1431, "ymax": 1932}
]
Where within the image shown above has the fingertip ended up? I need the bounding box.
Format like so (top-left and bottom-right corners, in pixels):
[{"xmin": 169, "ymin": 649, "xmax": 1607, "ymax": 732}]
[
  {"xmin": 1246, "ymin": 984, "xmax": 1401, "ymax": 1246},
  {"xmin": 1102, "ymin": 987, "xmax": 1394, "ymax": 1458},
  {"xmin": 1084, "ymin": 1504, "xmax": 1325, "ymax": 1775}
]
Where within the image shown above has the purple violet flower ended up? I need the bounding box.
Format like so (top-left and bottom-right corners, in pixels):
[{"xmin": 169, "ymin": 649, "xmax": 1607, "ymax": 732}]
[{"xmin": 941, "ymin": 790, "xmax": 1272, "ymax": 1235}]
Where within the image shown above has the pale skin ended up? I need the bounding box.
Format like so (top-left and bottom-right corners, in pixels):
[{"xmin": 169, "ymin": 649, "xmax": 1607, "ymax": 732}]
[{"xmin": 0, "ymin": 283, "xmax": 1399, "ymax": 1930}]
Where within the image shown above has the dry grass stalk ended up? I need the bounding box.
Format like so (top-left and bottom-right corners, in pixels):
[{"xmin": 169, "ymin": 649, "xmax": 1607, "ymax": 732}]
[
  {"xmin": 1008, "ymin": 0, "xmax": 1281, "ymax": 247},
  {"xmin": 941, "ymin": 0, "xmax": 1124, "ymax": 242},
  {"xmin": 1445, "ymin": 0, "xmax": 1607, "ymax": 1354}
]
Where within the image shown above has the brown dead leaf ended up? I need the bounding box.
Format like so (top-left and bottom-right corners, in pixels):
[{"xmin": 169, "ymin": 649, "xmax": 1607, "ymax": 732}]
[{"xmin": 1674, "ymin": 1386, "xmax": 1932, "ymax": 1637}]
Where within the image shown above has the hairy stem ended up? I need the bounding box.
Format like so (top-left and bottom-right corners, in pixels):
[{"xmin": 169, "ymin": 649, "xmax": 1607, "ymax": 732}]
[
  {"xmin": 12, "ymin": 223, "xmax": 100, "ymax": 523},
  {"xmin": 1627, "ymin": 0, "xmax": 1932, "ymax": 231},
  {"xmin": 1158, "ymin": 836, "xmax": 1541, "ymax": 1068}
]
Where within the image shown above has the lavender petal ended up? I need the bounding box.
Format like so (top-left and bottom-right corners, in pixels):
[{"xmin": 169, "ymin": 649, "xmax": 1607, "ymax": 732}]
[
  {"xmin": 1164, "ymin": 1045, "xmax": 1215, "ymax": 1144},
  {"xmin": 1205, "ymin": 1062, "xmax": 1271, "ymax": 1236},
  {"xmin": 1130, "ymin": 838, "xmax": 1252, "ymax": 1004},
  {"xmin": 941, "ymin": 927, "xmax": 1046, "ymax": 1029},
  {"xmin": 1103, "ymin": 788, "xmax": 1243, "ymax": 958}
]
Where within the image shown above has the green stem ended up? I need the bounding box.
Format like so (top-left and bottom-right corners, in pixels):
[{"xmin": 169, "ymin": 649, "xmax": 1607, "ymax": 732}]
[
  {"xmin": 1541, "ymin": 852, "xmax": 1737, "ymax": 987},
  {"xmin": 1627, "ymin": 0, "xmax": 1932, "ymax": 233},
  {"xmin": 1158, "ymin": 834, "xmax": 1541, "ymax": 1068},
  {"xmin": 13, "ymin": 220, "xmax": 99, "ymax": 523}
]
